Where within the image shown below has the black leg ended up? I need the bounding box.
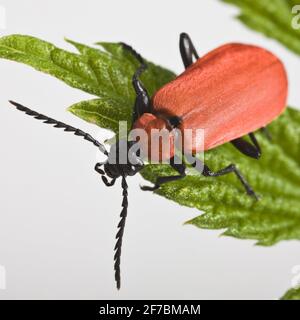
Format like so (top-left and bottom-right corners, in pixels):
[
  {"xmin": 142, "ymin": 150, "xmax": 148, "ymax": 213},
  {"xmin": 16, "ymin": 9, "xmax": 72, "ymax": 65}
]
[
  {"xmin": 260, "ymin": 126, "xmax": 272, "ymax": 141},
  {"xmin": 102, "ymin": 176, "xmax": 116, "ymax": 187},
  {"xmin": 179, "ymin": 32, "xmax": 200, "ymax": 69},
  {"xmin": 141, "ymin": 156, "xmax": 186, "ymax": 191},
  {"xmin": 248, "ymin": 132, "xmax": 261, "ymax": 154},
  {"xmin": 231, "ymin": 133, "xmax": 261, "ymax": 159},
  {"xmin": 94, "ymin": 163, "xmax": 116, "ymax": 186},
  {"xmin": 190, "ymin": 158, "xmax": 259, "ymax": 200},
  {"xmin": 120, "ymin": 43, "xmax": 151, "ymax": 123}
]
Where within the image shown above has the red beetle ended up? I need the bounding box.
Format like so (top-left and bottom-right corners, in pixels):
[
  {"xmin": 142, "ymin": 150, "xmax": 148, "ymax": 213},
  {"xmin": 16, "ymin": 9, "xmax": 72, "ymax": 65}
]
[
  {"xmin": 131, "ymin": 33, "xmax": 287, "ymax": 196},
  {"xmin": 9, "ymin": 33, "xmax": 288, "ymax": 289}
]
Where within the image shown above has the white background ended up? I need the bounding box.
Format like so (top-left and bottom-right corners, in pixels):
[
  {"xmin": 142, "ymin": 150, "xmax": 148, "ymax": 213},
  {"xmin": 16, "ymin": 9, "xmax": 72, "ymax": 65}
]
[{"xmin": 0, "ymin": 0, "xmax": 299, "ymax": 299}]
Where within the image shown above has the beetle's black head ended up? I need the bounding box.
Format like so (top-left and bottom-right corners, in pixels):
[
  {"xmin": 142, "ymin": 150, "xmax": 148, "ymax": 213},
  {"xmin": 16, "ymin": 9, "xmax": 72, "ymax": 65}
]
[{"xmin": 103, "ymin": 140, "xmax": 144, "ymax": 180}]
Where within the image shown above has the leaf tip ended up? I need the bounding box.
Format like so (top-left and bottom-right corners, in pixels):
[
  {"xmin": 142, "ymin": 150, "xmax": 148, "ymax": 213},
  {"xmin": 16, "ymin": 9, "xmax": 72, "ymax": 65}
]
[
  {"xmin": 183, "ymin": 219, "xmax": 194, "ymax": 226},
  {"xmin": 66, "ymin": 105, "xmax": 76, "ymax": 114}
]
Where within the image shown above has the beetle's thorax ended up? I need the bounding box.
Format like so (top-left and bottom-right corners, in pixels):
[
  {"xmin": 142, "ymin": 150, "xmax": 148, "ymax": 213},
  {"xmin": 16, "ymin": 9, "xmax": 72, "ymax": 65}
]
[{"xmin": 132, "ymin": 113, "xmax": 176, "ymax": 162}]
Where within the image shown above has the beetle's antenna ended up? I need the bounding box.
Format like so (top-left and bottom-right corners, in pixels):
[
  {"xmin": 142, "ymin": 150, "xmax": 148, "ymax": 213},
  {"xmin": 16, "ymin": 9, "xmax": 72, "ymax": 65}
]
[
  {"xmin": 114, "ymin": 175, "xmax": 128, "ymax": 290},
  {"xmin": 9, "ymin": 101, "xmax": 108, "ymax": 156}
]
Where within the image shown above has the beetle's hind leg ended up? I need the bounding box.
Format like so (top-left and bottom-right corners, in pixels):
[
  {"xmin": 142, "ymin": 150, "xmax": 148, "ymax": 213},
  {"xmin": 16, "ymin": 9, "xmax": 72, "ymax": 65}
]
[
  {"xmin": 140, "ymin": 156, "xmax": 186, "ymax": 191},
  {"xmin": 231, "ymin": 133, "xmax": 261, "ymax": 159},
  {"xmin": 190, "ymin": 158, "xmax": 259, "ymax": 200},
  {"xmin": 179, "ymin": 33, "xmax": 200, "ymax": 69},
  {"xmin": 260, "ymin": 126, "xmax": 272, "ymax": 141},
  {"xmin": 231, "ymin": 128, "xmax": 272, "ymax": 159}
]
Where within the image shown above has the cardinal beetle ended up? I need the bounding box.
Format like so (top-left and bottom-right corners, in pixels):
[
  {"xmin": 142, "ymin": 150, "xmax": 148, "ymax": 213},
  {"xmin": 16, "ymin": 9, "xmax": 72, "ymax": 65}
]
[{"xmin": 9, "ymin": 33, "xmax": 288, "ymax": 289}]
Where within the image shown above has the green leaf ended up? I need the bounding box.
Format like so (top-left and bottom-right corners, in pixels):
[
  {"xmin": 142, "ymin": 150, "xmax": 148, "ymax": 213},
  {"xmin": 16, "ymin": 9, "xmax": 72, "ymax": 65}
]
[
  {"xmin": 68, "ymin": 98, "xmax": 131, "ymax": 134},
  {"xmin": 1, "ymin": 34, "xmax": 300, "ymax": 246},
  {"xmin": 0, "ymin": 35, "xmax": 105, "ymax": 97},
  {"xmin": 221, "ymin": 0, "xmax": 300, "ymax": 56},
  {"xmin": 281, "ymin": 287, "xmax": 300, "ymax": 300},
  {"xmin": 0, "ymin": 35, "xmax": 175, "ymax": 133}
]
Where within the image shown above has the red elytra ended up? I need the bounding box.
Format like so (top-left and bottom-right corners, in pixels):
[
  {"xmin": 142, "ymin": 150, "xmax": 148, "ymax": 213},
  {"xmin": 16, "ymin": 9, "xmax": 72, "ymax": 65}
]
[{"xmin": 133, "ymin": 43, "xmax": 288, "ymax": 161}]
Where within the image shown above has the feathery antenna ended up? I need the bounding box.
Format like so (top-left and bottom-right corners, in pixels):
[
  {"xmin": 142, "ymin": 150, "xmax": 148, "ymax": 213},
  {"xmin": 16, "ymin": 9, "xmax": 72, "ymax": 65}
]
[
  {"xmin": 9, "ymin": 100, "xmax": 108, "ymax": 156},
  {"xmin": 114, "ymin": 176, "xmax": 128, "ymax": 290}
]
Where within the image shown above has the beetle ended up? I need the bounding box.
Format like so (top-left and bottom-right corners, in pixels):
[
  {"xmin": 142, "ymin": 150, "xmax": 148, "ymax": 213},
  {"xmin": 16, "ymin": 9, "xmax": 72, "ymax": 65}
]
[{"xmin": 8, "ymin": 32, "xmax": 288, "ymax": 289}]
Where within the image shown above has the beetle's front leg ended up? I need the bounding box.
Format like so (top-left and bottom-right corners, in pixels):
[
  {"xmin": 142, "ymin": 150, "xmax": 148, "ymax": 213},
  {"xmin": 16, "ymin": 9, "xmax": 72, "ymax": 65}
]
[
  {"xmin": 141, "ymin": 156, "xmax": 186, "ymax": 191},
  {"xmin": 94, "ymin": 163, "xmax": 116, "ymax": 187}
]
